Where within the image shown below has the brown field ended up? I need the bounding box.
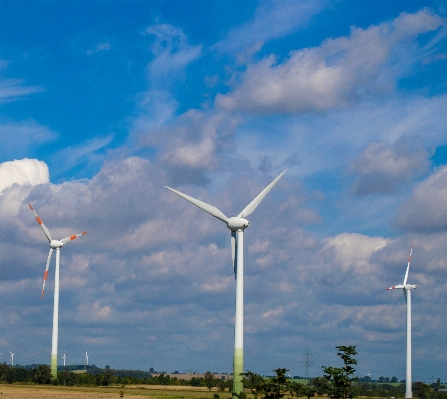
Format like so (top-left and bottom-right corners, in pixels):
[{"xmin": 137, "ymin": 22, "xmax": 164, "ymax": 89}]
[
  {"xmin": 0, "ymin": 384, "xmax": 233, "ymax": 399},
  {"xmin": 0, "ymin": 384, "xmax": 336, "ymax": 399}
]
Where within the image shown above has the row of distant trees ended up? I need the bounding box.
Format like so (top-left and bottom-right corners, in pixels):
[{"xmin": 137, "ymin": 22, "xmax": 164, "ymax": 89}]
[
  {"xmin": 1, "ymin": 348, "xmax": 445, "ymax": 399},
  {"xmin": 0, "ymin": 362, "xmax": 232, "ymax": 389}
]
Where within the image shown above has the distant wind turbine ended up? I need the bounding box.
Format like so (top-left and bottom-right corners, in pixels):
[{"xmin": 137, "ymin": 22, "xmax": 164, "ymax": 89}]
[
  {"xmin": 9, "ymin": 351, "xmax": 14, "ymax": 366},
  {"xmin": 387, "ymin": 244, "xmax": 417, "ymax": 399},
  {"xmin": 85, "ymin": 350, "xmax": 89, "ymax": 366},
  {"xmin": 166, "ymin": 170, "xmax": 286, "ymax": 397},
  {"xmin": 62, "ymin": 352, "xmax": 66, "ymax": 367},
  {"xmin": 29, "ymin": 203, "xmax": 87, "ymax": 379}
]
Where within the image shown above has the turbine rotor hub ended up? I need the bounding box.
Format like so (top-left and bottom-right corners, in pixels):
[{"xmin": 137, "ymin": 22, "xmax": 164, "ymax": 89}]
[
  {"xmin": 227, "ymin": 217, "xmax": 250, "ymax": 231},
  {"xmin": 50, "ymin": 240, "xmax": 64, "ymax": 249}
]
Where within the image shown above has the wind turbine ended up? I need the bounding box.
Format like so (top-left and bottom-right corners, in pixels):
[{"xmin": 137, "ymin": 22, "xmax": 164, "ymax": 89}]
[
  {"xmin": 85, "ymin": 350, "xmax": 89, "ymax": 366},
  {"xmin": 9, "ymin": 351, "xmax": 14, "ymax": 366},
  {"xmin": 29, "ymin": 203, "xmax": 87, "ymax": 379},
  {"xmin": 62, "ymin": 352, "xmax": 66, "ymax": 367},
  {"xmin": 166, "ymin": 170, "xmax": 286, "ymax": 397},
  {"xmin": 386, "ymin": 244, "xmax": 417, "ymax": 399}
]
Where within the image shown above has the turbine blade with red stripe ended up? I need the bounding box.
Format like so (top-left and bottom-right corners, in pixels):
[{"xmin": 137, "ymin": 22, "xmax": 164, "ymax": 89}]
[
  {"xmin": 60, "ymin": 231, "xmax": 88, "ymax": 244},
  {"xmin": 403, "ymin": 243, "xmax": 413, "ymax": 286},
  {"xmin": 42, "ymin": 248, "xmax": 53, "ymax": 299},
  {"xmin": 29, "ymin": 203, "xmax": 52, "ymax": 242}
]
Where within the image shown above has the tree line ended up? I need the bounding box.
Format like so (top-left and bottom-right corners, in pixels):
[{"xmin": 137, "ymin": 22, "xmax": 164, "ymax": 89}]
[{"xmin": 1, "ymin": 346, "xmax": 445, "ymax": 399}]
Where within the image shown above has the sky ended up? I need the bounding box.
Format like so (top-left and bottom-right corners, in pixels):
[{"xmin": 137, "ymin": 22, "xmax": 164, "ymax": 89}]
[{"xmin": 0, "ymin": 0, "xmax": 446, "ymax": 382}]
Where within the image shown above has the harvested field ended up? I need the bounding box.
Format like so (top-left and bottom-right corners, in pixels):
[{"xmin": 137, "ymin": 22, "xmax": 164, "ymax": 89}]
[{"xmin": 0, "ymin": 384, "xmax": 233, "ymax": 399}]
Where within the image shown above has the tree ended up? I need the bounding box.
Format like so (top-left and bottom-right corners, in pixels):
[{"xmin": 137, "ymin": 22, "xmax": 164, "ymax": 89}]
[
  {"xmin": 204, "ymin": 371, "xmax": 215, "ymax": 391},
  {"xmin": 310, "ymin": 377, "xmax": 332, "ymax": 395},
  {"xmin": 34, "ymin": 364, "xmax": 52, "ymax": 384},
  {"xmin": 216, "ymin": 379, "xmax": 228, "ymax": 392},
  {"xmin": 322, "ymin": 345, "xmax": 358, "ymax": 399},
  {"xmin": 102, "ymin": 368, "xmax": 113, "ymax": 387},
  {"xmin": 391, "ymin": 376, "xmax": 398, "ymax": 383},
  {"xmin": 290, "ymin": 382, "xmax": 317, "ymax": 399},
  {"xmin": 414, "ymin": 382, "xmax": 434, "ymax": 399},
  {"xmin": 241, "ymin": 368, "xmax": 291, "ymax": 399}
]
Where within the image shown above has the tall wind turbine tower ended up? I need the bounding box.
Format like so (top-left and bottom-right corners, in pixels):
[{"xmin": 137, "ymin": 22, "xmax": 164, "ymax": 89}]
[
  {"xmin": 9, "ymin": 351, "xmax": 14, "ymax": 366},
  {"xmin": 62, "ymin": 352, "xmax": 66, "ymax": 367},
  {"xmin": 166, "ymin": 170, "xmax": 286, "ymax": 397},
  {"xmin": 85, "ymin": 351, "xmax": 89, "ymax": 366},
  {"xmin": 387, "ymin": 244, "xmax": 417, "ymax": 399},
  {"xmin": 29, "ymin": 203, "xmax": 87, "ymax": 379}
]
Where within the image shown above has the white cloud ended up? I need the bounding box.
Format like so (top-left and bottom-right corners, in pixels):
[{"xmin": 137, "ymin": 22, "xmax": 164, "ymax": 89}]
[
  {"xmin": 216, "ymin": 9, "xmax": 445, "ymax": 114},
  {"xmin": 0, "ymin": 119, "xmax": 56, "ymax": 158},
  {"xmin": 145, "ymin": 24, "xmax": 202, "ymax": 83},
  {"xmin": 0, "ymin": 78, "xmax": 43, "ymax": 103},
  {"xmin": 0, "ymin": 158, "xmax": 49, "ymax": 193},
  {"xmin": 350, "ymin": 139, "xmax": 430, "ymax": 195},
  {"xmin": 395, "ymin": 164, "xmax": 447, "ymax": 232},
  {"xmin": 322, "ymin": 233, "xmax": 388, "ymax": 274},
  {"xmin": 87, "ymin": 41, "xmax": 111, "ymax": 55},
  {"xmin": 51, "ymin": 135, "xmax": 113, "ymax": 174},
  {"xmin": 215, "ymin": 0, "xmax": 324, "ymax": 57}
]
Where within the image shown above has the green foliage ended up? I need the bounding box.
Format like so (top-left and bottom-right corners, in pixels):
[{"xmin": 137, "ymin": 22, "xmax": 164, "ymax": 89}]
[
  {"xmin": 34, "ymin": 364, "xmax": 52, "ymax": 384},
  {"xmin": 322, "ymin": 345, "xmax": 358, "ymax": 399},
  {"xmin": 414, "ymin": 382, "xmax": 435, "ymax": 399},
  {"xmin": 204, "ymin": 371, "xmax": 216, "ymax": 391},
  {"xmin": 241, "ymin": 368, "xmax": 316, "ymax": 399},
  {"xmin": 309, "ymin": 377, "xmax": 332, "ymax": 395}
]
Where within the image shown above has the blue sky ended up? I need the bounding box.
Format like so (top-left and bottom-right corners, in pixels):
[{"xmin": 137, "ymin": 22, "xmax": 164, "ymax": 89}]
[{"xmin": 1, "ymin": 0, "xmax": 447, "ymax": 381}]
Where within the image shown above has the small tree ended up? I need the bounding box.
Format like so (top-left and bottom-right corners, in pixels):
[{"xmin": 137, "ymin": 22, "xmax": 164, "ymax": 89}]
[
  {"xmin": 290, "ymin": 382, "xmax": 317, "ymax": 399},
  {"xmin": 204, "ymin": 371, "xmax": 215, "ymax": 391},
  {"xmin": 34, "ymin": 364, "xmax": 52, "ymax": 384},
  {"xmin": 241, "ymin": 368, "xmax": 290, "ymax": 399},
  {"xmin": 322, "ymin": 345, "xmax": 358, "ymax": 399}
]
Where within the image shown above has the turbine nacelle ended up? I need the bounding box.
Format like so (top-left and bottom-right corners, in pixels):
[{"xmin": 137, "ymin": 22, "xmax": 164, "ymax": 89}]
[
  {"xmin": 227, "ymin": 217, "xmax": 250, "ymax": 231},
  {"xmin": 386, "ymin": 284, "xmax": 417, "ymax": 290},
  {"xmin": 50, "ymin": 240, "xmax": 64, "ymax": 249}
]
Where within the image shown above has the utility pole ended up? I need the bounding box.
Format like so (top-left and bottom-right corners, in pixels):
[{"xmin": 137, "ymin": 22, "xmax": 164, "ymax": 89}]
[{"xmin": 300, "ymin": 346, "xmax": 314, "ymax": 379}]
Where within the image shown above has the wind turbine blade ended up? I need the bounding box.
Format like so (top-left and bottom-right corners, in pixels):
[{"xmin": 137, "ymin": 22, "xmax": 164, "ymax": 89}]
[
  {"xmin": 42, "ymin": 248, "xmax": 54, "ymax": 299},
  {"xmin": 29, "ymin": 203, "xmax": 52, "ymax": 242},
  {"xmin": 237, "ymin": 169, "xmax": 287, "ymax": 218},
  {"xmin": 231, "ymin": 231, "xmax": 237, "ymax": 279},
  {"xmin": 386, "ymin": 284, "xmax": 404, "ymax": 290},
  {"xmin": 60, "ymin": 231, "xmax": 88, "ymax": 244},
  {"xmin": 403, "ymin": 244, "xmax": 413, "ymax": 285},
  {"xmin": 165, "ymin": 186, "xmax": 229, "ymax": 223}
]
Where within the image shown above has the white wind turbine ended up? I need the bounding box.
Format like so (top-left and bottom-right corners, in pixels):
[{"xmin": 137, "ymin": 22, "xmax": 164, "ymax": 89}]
[
  {"xmin": 166, "ymin": 170, "xmax": 286, "ymax": 397},
  {"xmin": 62, "ymin": 352, "xmax": 66, "ymax": 367},
  {"xmin": 85, "ymin": 350, "xmax": 89, "ymax": 366},
  {"xmin": 386, "ymin": 244, "xmax": 417, "ymax": 399},
  {"xmin": 29, "ymin": 203, "xmax": 87, "ymax": 379},
  {"xmin": 9, "ymin": 351, "xmax": 14, "ymax": 366}
]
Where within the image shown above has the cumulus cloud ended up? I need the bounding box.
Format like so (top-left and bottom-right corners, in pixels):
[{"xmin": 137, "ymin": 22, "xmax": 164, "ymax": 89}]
[
  {"xmin": 350, "ymin": 139, "xmax": 430, "ymax": 195},
  {"xmin": 0, "ymin": 159, "xmax": 49, "ymax": 193},
  {"xmin": 395, "ymin": 164, "xmax": 447, "ymax": 232},
  {"xmin": 139, "ymin": 109, "xmax": 239, "ymax": 185},
  {"xmin": 216, "ymin": 9, "xmax": 445, "ymax": 114}
]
